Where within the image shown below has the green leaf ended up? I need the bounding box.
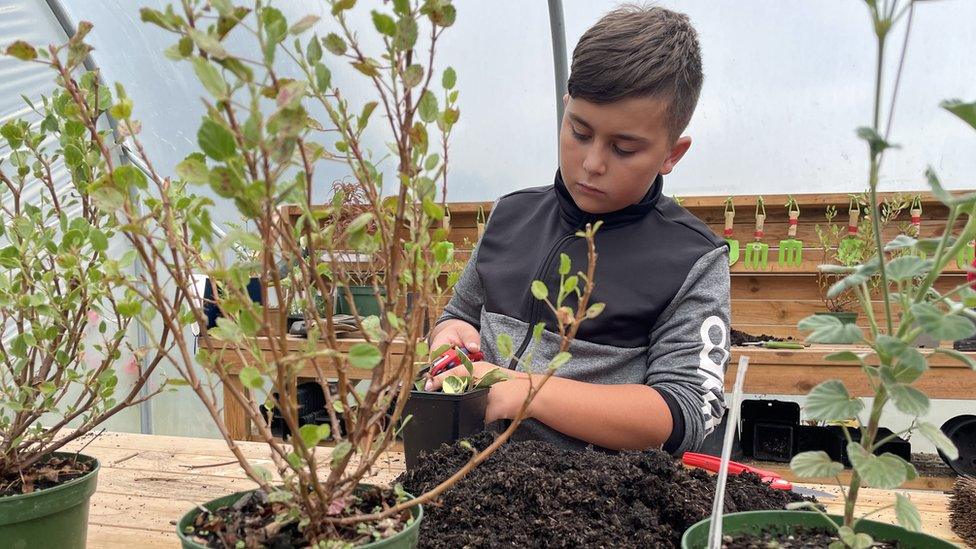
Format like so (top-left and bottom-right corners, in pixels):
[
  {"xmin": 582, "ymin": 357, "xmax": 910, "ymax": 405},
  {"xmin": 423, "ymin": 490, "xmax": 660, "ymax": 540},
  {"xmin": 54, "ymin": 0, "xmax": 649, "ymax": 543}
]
[
  {"xmin": 558, "ymin": 253, "xmax": 571, "ymax": 275},
  {"xmin": 323, "ymin": 33, "xmax": 347, "ymax": 56},
  {"xmin": 474, "ymin": 368, "xmax": 509, "ymax": 389},
  {"xmin": 798, "ymin": 314, "xmax": 863, "ymax": 344},
  {"xmin": 804, "ymin": 380, "xmax": 863, "ymax": 422},
  {"xmin": 239, "ymin": 366, "xmax": 264, "ymax": 390},
  {"xmin": 417, "ymin": 90, "xmax": 438, "ymax": 123},
  {"xmin": 532, "ymin": 322, "xmax": 545, "ymax": 342},
  {"xmin": 887, "ymin": 381, "xmax": 929, "ymax": 416},
  {"xmin": 113, "ymin": 165, "xmax": 148, "ymax": 190},
  {"xmin": 547, "ymin": 351, "xmax": 571, "ymax": 371},
  {"xmin": 442, "ymin": 67, "xmax": 457, "ymax": 89},
  {"xmin": 393, "ymin": 0, "xmax": 410, "ymax": 16},
  {"xmin": 895, "ymin": 493, "xmax": 922, "ymax": 532},
  {"xmin": 5, "ymin": 40, "xmax": 37, "ymax": 61},
  {"xmin": 192, "ymin": 57, "xmax": 228, "ymax": 99},
  {"xmin": 306, "ymin": 35, "xmax": 322, "ymax": 64},
  {"xmin": 919, "ymin": 421, "xmax": 958, "ymax": 460},
  {"xmin": 393, "ymin": 16, "xmax": 418, "ymax": 50},
  {"xmin": 585, "ymin": 303, "xmax": 605, "ymax": 319},
  {"xmin": 371, "ymin": 11, "xmax": 396, "ymax": 36},
  {"xmin": 910, "ymin": 302, "xmax": 975, "ymax": 341},
  {"xmin": 188, "ymin": 29, "xmax": 228, "ymax": 59},
  {"xmin": 348, "ymin": 343, "xmax": 382, "ymax": 369},
  {"xmin": 941, "ymin": 99, "xmax": 976, "ymax": 131},
  {"xmin": 89, "ymin": 229, "xmax": 109, "ymax": 252},
  {"xmin": 358, "ymin": 101, "xmax": 378, "ymax": 132},
  {"xmin": 885, "ymin": 255, "xmax": 932, "ymax": 281},
  {"xmin": 331, "ymin": 441, "xmax": 352, "ymax": 467},
  {"xmin": 530, "ymin": 280, "xmax": 548, "ymax": 300},
  {"xmin": 331, "ymin": 0, "xmax": 356, "ymax": 15},
  {"xmin": 934, "ymin": 348, "xmax": 976, "ymax": 370},
  {"xmin": 176, "ymin": 153, "xmax": 210, "ymax": 184},
  {"xmin": 838, "ymin": 526, "xmax": 874, "ymax": 549},
  {"xmin": 197, "ymin": 118, "xmax": 237, "ymax": 160},
  {"xmin": 496, "ymin": 333, "xmax": 513, "ymax": 359},
  {"xmin": 403, "ymin": 64, "xmax": 423, "ymax": 88},
  {"xmin": 884, "ymin": 234, "xmax": 918, "ymax": 252},
  {"xmin": 109, "ymin": 98, "xmax": 133, "ymax": 120},
  {"xmin": 856, "ymin": 126, "xmax": 898, "ymax": 156},
  {"xmin": 890, "ymin": 345, "xmax": 926, "ymax": 383},
  {"xmin": 847, "ymin": 444, "xmax": 908, "ymax": 489},
  {"xmin": 314, "ymin": 63, "xmax": 332, "ymax": 91},
  {"xmin": 298, "ymin": 423, "xmax": 331, "ymax": 448},
  {"xmin": 262, "ymin": 7, "xmax": 287, "ymax": 44},
  {"xmin": 790, "ymin": 451, "xmax": 843, "ymax": 478},
  {"xmin": 442, "ymin": 375, "xmax": 466, "ymax": 394},
  {"xmin": 561, "ymin": 275, "xmax": 578, "ymax": 296},
  {"xmin": 63, "ymin": 144, "xmax": 83, "ymax": 166},
  {"xmin": 288, "ymin": 15, "xmax": 320, "ymax": 35},
  {"xmin": 925, "ymin": 167, "xmax": 954, "ymax": 206},
  {"xmin": 433, "ymin": 241, "xmax": 453, "ymax": 264}
]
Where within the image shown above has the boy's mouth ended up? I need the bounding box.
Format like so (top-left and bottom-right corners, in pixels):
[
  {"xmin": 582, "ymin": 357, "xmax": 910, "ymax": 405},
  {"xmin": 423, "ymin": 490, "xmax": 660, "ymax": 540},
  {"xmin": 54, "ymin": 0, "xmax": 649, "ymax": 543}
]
[{"xmin": 575, "ymin": 181, "xmax": 605, "ymax": 196}]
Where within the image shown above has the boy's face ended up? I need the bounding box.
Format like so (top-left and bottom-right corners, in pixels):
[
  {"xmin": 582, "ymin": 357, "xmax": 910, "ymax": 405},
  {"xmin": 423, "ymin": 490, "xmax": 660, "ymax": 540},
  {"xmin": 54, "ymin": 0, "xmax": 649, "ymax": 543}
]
[{"xmin": 559, "ymin": 95, "xmax": 692, "ymax": 214}]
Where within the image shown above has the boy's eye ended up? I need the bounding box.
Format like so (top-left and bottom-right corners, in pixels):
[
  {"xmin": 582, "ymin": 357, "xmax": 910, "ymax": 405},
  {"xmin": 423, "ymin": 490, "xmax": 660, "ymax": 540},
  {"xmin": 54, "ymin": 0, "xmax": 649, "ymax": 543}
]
[
  {"xmin": 570, "ymin": 127, "xmax": 591, "ymax": 141},
  {"xmin": 613, "ymin": 144, "xmax": 637, "ymax": 157}
]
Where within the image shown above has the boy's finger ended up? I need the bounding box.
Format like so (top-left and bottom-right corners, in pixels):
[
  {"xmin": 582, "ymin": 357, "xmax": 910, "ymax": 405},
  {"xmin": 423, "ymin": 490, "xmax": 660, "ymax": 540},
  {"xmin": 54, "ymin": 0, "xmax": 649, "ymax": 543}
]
[
  {"xmin": 456, "ymin": 325, "xmax": 481, "ymax": 352},
  {"xmin": 424, "ymin": 365, "xmax": 465, "ymax": 391}
]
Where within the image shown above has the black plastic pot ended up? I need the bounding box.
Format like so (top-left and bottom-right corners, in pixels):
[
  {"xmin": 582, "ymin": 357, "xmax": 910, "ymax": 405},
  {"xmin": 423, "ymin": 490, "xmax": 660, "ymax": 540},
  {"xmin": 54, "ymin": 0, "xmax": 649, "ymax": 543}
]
[
  {"xmin": 739, "ymin": 399, "xmax": 799, "ymax": 461},
  {"xmin": 401, "ymin": 389, "xmax": 488, "ymax": 470},
  {"xmin": 203, "ymin": 277, "xmax": 262, "ymax": 328},
  {"xmin": 938, "ymin": 414, "xmax": 976, "ymax": 476},
  {"xmin": 818, "ymin": 426, "xmax": 911, "ymax": 466}
]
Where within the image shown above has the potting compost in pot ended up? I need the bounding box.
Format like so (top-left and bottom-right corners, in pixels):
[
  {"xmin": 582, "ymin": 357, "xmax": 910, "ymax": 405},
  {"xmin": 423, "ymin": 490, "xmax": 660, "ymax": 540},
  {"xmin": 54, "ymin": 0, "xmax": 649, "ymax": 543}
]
[{"xmin": 397, "ymin": 432, "xmax": 813, "ymax": 548}]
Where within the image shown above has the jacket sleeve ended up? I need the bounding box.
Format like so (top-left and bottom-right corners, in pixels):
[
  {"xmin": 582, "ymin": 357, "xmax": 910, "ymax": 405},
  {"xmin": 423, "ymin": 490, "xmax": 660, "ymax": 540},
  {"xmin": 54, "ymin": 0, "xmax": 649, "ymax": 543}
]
[
  {"xmin": 436, "ymin": 239, "xmax": 485, "ymax": 329},
  {"xmin": 644, "ymin": 246, "xmax": 731, "ymax": 455}
]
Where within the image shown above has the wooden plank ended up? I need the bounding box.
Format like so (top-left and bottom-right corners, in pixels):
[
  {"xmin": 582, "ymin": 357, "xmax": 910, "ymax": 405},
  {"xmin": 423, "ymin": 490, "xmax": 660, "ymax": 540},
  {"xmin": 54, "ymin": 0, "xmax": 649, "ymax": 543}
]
[
  {"xmin": 725, "ymin": 347, "xmax": 976, "ymax": 399},
  {"xmin": 745, "ymin": 461, "xmax": 955, "ymax": 492},
  {"xmin": 730, "ymin": 275, "xmax": 966, "ymax": 300},
  {"xmin": 679, "ymin": 190, "xmax": 969, "ymax": 209}
]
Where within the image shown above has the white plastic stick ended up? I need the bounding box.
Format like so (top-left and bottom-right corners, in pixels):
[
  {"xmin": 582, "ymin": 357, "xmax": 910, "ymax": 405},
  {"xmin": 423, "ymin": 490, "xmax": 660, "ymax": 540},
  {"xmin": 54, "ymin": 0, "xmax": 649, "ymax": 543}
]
[{"xmin": 708, "ymin": 355, "xmax": 750, "ymax": 549}]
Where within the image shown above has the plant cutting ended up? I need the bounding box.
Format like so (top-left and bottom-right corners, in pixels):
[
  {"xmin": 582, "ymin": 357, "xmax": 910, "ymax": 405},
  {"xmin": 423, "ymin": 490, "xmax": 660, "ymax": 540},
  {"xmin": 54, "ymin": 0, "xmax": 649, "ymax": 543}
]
[
  {"xmin": 0, "ymin": 26, "xmax": 171, "ymax": 548},
  {"xmin": 11, "ymin": 1, "xmax": 605, "ymax": 546},
  {"xmin": 327, "ymin": 178, "xmax": 385, "ymax": 318},
  {"xmin": 685, "ymin": 1, "xmax": 976, "ymax": 547}
]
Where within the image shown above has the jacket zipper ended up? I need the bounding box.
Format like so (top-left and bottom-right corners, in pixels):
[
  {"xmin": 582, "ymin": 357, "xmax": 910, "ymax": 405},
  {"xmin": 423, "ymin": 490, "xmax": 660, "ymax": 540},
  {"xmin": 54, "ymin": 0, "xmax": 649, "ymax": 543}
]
[{"xmin": 507, "ymin": 229, "xmax": 582, "ymax": 369}]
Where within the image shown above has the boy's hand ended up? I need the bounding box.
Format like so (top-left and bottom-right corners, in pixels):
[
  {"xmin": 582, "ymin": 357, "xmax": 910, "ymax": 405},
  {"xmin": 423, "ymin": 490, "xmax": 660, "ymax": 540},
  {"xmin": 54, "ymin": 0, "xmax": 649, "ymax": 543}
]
[
  {"xmin": 425, "ymin": 361, "xmax": 531, "ymax": 422},
  {"xmin": 429, "ymin": 318, "xmax": 481, "ymax": 355}
]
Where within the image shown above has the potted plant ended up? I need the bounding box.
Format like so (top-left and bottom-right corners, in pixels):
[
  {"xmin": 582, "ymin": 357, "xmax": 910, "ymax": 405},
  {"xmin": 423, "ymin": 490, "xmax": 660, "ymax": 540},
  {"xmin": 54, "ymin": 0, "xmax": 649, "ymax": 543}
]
[
  {"xmin": 814, "ymin": 194, "xmax": 910, "ymax": 326},
  {"xmin": 1, "ymin": 28, "xmax": 169, "ymax": 548},
  {"xmin": 685, "ymin": 2, "xmax": 975, "ymax": 547},
  {"xmin": 16, "ymin": 1, "xmax": 606, "ymax": 547},
  {"xmin": 327, "ymin": 178, "xmax": 385, "ymax": 318}
]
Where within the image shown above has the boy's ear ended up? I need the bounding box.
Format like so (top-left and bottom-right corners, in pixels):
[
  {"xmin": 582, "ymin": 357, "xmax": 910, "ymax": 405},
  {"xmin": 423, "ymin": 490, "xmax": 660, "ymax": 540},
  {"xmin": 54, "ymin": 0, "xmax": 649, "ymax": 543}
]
[
  {"xmin": 660, "ymin": 136, "xmax": 692, "ymax": 175},
  {"xmin": 562, "ymin": 93, "xmax": 570, "ymax": 107}
]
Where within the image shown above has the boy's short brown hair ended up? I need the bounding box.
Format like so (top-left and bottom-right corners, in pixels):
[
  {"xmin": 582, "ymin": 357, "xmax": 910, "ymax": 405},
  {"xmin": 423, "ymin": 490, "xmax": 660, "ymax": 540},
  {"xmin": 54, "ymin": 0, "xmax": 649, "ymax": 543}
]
[{"xmin": 567, "ymin": 5, "xmax": 703, "ymax": 141}]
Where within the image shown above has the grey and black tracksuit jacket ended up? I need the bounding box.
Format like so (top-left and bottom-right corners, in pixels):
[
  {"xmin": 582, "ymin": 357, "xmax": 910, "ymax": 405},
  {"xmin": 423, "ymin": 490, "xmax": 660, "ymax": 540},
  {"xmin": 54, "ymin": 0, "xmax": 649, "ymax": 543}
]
[{"xmin": 438, "ymin": 171, "xmax": 731, "ymax": 455}]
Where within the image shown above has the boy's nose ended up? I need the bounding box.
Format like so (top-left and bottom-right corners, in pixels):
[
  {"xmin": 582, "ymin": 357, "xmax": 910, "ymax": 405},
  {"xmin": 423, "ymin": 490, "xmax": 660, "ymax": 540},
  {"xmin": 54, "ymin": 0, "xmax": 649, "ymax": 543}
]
[{"xmin": 582, "ymin": 145, "xmax": 607, "ymax": 176}]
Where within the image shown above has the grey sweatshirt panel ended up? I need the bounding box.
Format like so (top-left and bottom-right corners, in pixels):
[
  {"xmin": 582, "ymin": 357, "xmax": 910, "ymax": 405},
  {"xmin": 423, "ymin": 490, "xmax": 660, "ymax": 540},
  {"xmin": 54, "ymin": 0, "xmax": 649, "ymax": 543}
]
[
  {"xmin": 439, "ymin": 242, "xmax": 484, "ymax": 329},
  {"xmin": 478, "ymin": 310, "xmax": 649, "ymax": 450},
  {"xmin": 645, "ymin": 246, "xmax": 731, "ymax": 454}
]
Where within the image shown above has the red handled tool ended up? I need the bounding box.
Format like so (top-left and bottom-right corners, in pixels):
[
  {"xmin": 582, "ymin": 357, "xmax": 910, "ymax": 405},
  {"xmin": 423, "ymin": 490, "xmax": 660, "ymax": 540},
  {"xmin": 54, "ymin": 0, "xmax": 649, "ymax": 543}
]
[
  {"xmin": 428, "ymin": 346, "xmax": 484, "ymax": 377},
  {"xmin": 682, "ymin": 452, "xmax": 835, "ymax": 499}
]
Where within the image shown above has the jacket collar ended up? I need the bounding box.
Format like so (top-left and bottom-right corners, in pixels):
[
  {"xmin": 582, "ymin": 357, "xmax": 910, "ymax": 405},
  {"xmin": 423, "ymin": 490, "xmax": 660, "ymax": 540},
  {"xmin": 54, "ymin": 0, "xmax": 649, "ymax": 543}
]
[{"xmin": 553, "ymin": 169, "xmax": 662, "ymax": 229}]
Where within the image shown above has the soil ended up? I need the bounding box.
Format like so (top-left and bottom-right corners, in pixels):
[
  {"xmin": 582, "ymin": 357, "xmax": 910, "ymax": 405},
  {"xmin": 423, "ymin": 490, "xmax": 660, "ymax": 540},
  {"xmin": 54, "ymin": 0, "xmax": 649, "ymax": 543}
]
[
  {"xmin": 397, "ymin": 432, "xmax": 816, "ymax": 548},
  {"xmin": 730, "ymin": 329, "xmax": 790, "ymax": 346},
  {"xmin": 0, "ymin": 454, "xmax": 93, "ymax": 496},
  {"xmin": 184, "ymin": 485, "xmax": 412, "ymax": 548},
  {"xmin": 721, "ymin": 526, "xmax": 899, "ymax": 548}
]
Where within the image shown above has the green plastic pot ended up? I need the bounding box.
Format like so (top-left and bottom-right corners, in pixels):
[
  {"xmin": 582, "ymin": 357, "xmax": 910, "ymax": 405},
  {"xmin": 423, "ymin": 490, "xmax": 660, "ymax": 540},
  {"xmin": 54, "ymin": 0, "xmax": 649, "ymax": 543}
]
[
  {"xmin": 335, "ymin": 286, "xmax": 385, "ymax": 318},
  {"xmin": 681, "ymin": 510, "xmax": 956, "ymax": 549},
  {"xmin": 0, "ymin": 452, "xmax": 100, "ymax": 549},
  {"xmin": 815, "ymin": 311, "xmax": 859, "ymax": 325},
  {"xmin": 177, "ymin": 488, "xmax": 423, "ymax": 548}
]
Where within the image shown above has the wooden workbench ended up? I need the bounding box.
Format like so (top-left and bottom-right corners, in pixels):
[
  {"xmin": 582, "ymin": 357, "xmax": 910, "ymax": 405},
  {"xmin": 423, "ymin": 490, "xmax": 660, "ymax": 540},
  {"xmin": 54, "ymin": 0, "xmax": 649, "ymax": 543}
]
[
  {"xmin": 212, "ymin": 337, "xmax": 976, "ymax": 441},
  {"xmin": 68, "ymin": 431, "xmax": 962, "ymax": 547}
]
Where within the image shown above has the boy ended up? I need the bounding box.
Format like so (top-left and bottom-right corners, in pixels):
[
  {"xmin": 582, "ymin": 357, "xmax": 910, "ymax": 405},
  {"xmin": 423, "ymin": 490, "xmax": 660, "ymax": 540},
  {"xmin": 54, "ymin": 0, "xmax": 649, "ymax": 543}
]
[{"xmin": 427, "ymin": 5, "xmax": 730, "ymax": 455}]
